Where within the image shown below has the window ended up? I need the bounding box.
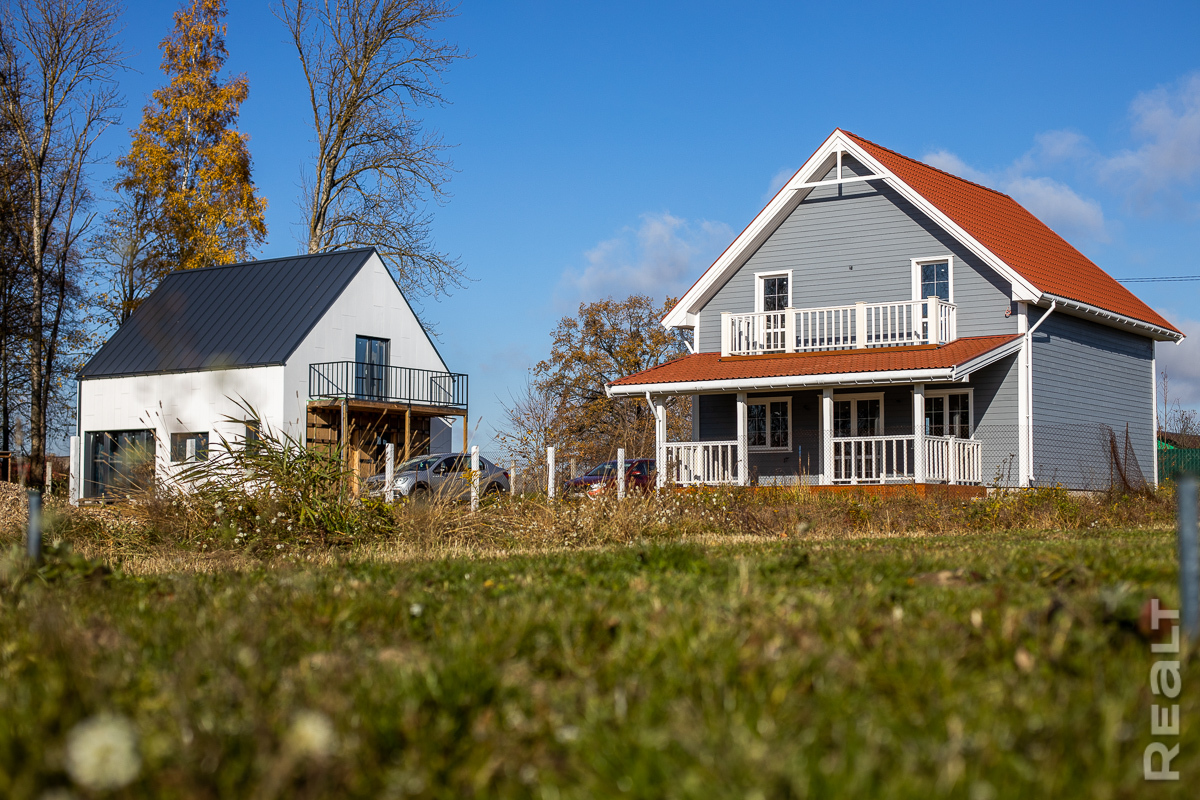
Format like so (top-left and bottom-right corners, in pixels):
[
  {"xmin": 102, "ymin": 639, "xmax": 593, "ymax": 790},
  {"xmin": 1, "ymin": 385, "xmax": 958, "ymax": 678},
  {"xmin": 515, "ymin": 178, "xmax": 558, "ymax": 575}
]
[
  {"xmin": 912, "ymin": 257, "xmax": 954, "ymax": 302},
  {"xmin": 85, "ymin": 430, "xmax": 156, "ymax": 499},
  {"xmin": 755, "ymin": 271, "xmax": 792, "ymax": 312},
  {"xmin": 244, "ymin": 420, "xmax": 260, "ymax": 445},
  {"xmin": 748, "ymin": 397, "xmax": 790, "ymax": 449},
  {"xmin": 925, "ymin": 392, "xmax": 971, "ymax": 438},
  {"xmin": 170, "ymin": 432, "xmax": 209, "ymax": 462},
  {"xmin": 831, "ymin": 393, "xmax": 884, "ymax": 438}
]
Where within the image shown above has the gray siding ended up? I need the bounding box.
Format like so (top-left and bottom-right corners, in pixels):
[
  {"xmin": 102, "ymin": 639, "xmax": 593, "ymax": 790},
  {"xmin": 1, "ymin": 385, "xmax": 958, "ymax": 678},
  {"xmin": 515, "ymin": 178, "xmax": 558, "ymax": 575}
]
[
  {"xmin": 695, "ymin": 157, "xmax": 1014, "ymax": 352},
  {"xmin": 1031, "ymin": 312, "xmax": 1155, "ymax": 490}
]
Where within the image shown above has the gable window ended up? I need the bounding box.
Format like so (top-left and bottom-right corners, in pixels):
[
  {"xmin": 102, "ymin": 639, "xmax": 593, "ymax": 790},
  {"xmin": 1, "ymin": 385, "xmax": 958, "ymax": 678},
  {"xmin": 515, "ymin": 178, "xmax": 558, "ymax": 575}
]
[
  {"xmin": 755, "ymin": 271, "xmax": 792, "ymax": 312},
  {"xmin": 925, "ymin": 391, "xmax": 972, "ymax": 438},
  {"xmin": 912, "ymin": 257, "xmax": 954, "ymax": 303},
  {"xmin": 747, "ymin": 397, "xmax": 790, "ymax": 449}
]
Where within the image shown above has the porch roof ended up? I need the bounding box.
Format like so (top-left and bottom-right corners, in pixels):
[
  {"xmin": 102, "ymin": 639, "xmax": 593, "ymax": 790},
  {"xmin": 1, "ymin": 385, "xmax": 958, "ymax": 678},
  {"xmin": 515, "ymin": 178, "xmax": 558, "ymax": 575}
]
[{"xmin": 608, "ymin": 334, "xmax": 1022, "ymax": 396}]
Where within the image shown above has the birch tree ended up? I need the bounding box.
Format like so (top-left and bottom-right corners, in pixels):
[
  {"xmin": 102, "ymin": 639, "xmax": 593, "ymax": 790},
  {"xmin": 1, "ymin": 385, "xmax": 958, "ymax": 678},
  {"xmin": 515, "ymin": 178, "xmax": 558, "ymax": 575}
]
[
  {"xmin": 276, "ymin": 0, "xmax": 465, "ymax": 299},
  {"xmin": 0, "ymin": 0, "xmax": 124, "ymax": 485}
]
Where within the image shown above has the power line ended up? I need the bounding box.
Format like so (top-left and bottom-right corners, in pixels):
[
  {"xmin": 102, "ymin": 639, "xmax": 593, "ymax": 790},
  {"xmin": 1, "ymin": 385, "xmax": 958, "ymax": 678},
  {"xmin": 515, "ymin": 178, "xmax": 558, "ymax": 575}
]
[{"xmin": 1116, "ymin": 275, "xmax": 1200, "ymax": 283}]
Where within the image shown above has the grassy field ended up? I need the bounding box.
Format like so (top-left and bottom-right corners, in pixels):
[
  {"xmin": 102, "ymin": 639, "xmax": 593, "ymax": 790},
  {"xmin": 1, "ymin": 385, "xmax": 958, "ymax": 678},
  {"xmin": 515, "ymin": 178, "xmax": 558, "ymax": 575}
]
[{"xmin": 2, "ymin": 511, "xmax": 1197, "ymax": 798}]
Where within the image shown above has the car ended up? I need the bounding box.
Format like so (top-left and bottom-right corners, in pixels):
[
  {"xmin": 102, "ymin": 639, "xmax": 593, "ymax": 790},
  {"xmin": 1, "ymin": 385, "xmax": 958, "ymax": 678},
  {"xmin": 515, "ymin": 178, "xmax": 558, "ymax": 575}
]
[
  {"xmin": 363, "ymin": 452, "xmax": 510, "ymax": 501},
  {"xmin": 563, "ymin": 458, "xmax": 655, "ymax": 498}
]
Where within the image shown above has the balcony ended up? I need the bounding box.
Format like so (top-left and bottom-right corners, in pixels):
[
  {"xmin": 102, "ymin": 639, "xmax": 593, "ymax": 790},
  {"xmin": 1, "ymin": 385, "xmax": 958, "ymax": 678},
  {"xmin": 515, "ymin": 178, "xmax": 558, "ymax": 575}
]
[
  {"xmin": 720, "ymin": 298, "xmax": 956, "ymax": 357},
  {"xmin": 308, "ymin": 361, "xmax": 468, "ymax": 409}
]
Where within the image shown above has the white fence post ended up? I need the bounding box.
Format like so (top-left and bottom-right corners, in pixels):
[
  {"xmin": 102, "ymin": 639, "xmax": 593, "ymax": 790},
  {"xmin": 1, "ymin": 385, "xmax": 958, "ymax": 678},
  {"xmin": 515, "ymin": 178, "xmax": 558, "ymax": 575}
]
[
  {"xmin": 617, "ymin": 447, "xmax": 626, "ymax": 500},
  {"xmin": 470, "ymin": 445, "xmax": 480, "ymax": 512},
  {"xmin": 69, "ymin": 435, "xmax": 81, "ymax": 506},
  {"xmin": 510, "ymin": 460, "xmax": 517, "ymax": 494},
  {"xmin": 385, "ymin": 442, "xmax": 395, "ymax": 502},
  {"xmin": 547, "ymin": 446, "xmax": 556, "ymax": 500}
]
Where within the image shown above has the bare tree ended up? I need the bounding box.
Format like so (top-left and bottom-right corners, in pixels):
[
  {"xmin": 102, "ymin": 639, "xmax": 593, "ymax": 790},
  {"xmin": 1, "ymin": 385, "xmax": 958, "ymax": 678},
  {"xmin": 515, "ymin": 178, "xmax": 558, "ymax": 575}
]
[
  {"xmin": 276, "ymin": 0, "xmax": 466, "ymax": 300},
  {"xmin": 0, "ymin": 0, "xmax": 124, "ymax": 483}
]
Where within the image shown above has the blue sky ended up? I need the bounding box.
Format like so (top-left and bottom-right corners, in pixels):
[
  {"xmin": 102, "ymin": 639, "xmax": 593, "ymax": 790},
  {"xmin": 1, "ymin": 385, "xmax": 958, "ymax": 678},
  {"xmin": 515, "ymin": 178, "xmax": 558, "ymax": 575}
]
[{"xmin": 103, "ymin": 1, "xmax": 1200, "ymax": 449}]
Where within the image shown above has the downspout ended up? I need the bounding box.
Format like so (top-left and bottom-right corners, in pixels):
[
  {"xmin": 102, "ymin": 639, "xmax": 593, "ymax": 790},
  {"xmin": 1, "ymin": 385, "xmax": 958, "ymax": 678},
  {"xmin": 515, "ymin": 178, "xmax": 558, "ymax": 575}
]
[{"xmin": 1024, "ymin": 301, "xmax": 1057, "ymax": 485}]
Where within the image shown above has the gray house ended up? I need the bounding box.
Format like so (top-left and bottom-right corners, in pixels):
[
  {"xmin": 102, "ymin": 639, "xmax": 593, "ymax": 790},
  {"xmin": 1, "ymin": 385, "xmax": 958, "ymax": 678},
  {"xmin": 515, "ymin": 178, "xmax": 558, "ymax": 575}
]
[{"xmin": 607, "ymin": 130, "xmax": 1183, "ymax": 490}]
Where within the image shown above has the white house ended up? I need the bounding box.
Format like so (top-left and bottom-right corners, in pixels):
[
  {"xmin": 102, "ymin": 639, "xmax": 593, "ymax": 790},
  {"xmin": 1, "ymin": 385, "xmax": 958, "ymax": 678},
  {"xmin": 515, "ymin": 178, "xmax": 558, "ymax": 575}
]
[{"xmin": 70, "ymin": 248, "xmax": 467, "ymax": 500}]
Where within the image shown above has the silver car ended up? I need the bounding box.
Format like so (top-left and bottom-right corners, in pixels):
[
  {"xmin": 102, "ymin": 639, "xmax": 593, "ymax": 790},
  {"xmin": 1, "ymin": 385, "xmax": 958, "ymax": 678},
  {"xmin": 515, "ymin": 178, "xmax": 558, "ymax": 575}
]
[{"xmin": 364, "ymin": 452, "xmax": 510, "ymax": 501}]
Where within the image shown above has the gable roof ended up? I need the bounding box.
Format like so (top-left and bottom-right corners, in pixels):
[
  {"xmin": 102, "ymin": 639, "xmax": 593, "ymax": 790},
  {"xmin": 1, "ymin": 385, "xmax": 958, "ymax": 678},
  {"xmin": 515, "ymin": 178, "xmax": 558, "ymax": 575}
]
[
  {"xmin": 608, "ymin": 334, "xmax": 1022, "ymax": 394},
  {"xmin": 80, "ymin": 248, "xmax": 377, "ymax": 379},
  {"xmin": 663, "ymin": 129, "xmax": 1181, "ymax": 339}
]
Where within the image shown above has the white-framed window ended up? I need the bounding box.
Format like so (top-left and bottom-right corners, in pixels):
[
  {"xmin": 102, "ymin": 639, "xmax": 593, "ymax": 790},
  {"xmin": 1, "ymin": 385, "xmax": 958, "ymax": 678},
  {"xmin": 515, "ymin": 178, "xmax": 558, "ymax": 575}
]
[
  {"xmin": 747, "ymin": 396, "xmax": 791, "ymax": 450},
  {"xmin": 830, "ymin": 392, "xmax": 885, "ymax": 438},
  {"xmin": 754, "ymin": 270, "xmax": 792, "ymax": 312},
  {"xmin": 924, "ymin": 389, "xmax": 973, "ymax": 438},
  {"xmin": 911, "ymin": 256, "xmax": 954, "ymax": 303}
]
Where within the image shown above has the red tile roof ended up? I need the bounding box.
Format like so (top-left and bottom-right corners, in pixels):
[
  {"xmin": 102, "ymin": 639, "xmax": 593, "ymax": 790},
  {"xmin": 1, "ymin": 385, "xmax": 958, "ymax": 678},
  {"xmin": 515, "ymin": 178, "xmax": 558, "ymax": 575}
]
[
  {"xmin": 842, "ymin": 130, "xmax": 1179, "ymax": 334},
  {"xmin": 611, "ymin": 335, "xmax": 1021, "ymax": 387}
]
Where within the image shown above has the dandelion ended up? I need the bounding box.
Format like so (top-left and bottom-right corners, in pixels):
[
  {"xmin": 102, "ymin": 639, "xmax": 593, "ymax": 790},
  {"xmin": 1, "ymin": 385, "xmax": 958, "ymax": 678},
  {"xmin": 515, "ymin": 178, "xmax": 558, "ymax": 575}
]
[
  {"xmin": 286, "ymin": 710, "xmax": 336, "ymax": 759},
  {"xmin": 276, "ymin": 544, "xmax": 284, "ymax": 550},
  {"xmin": 65, "ymin": 713, "xmax": 140, "ymax": 791},
  {"xmin": 409, "ymin": 602, "xmax": 424, "ymax": 617}
]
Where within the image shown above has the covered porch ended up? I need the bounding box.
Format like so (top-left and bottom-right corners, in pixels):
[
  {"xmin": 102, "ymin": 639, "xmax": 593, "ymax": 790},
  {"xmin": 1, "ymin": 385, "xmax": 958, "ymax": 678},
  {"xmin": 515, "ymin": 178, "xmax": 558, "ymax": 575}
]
[{"xmin": 605, "ymin": 335, "xmax": 1025, "ymax": 490}]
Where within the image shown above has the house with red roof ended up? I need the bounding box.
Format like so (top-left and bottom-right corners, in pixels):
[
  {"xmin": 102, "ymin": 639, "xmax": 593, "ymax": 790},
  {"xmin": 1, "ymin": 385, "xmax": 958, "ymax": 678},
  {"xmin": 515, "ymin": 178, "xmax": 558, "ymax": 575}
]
[{"xmin": 606, "ymin": 130, "xmax": 1184, "ymax": 490}]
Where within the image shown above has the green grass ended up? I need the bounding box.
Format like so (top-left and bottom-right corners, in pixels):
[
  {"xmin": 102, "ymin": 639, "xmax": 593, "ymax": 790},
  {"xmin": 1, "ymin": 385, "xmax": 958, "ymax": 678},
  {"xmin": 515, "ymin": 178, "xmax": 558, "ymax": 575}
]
[{"xmin": 1, "ymin": 528, "xmax": 1197, "ymax": 798}]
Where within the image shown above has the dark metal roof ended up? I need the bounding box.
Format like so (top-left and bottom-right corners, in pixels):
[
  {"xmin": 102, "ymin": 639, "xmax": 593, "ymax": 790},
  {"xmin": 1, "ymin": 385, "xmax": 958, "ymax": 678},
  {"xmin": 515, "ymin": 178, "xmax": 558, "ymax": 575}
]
[{"xmin": 80, "ymin": 248, "xmax": 376, "ymax": 379}]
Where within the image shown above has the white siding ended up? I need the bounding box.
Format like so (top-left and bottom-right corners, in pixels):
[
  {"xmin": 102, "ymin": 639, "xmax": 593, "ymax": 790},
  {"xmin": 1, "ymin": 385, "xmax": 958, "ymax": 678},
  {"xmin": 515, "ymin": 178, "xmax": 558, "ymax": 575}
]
[{"xmin": 78, "ymin": 365, "xmax": 284, "ymax": 485}]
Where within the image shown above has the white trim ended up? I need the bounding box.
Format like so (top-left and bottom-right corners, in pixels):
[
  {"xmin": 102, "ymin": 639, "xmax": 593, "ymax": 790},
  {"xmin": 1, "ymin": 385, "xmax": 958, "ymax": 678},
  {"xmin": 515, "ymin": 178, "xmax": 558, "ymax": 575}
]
[
  {"xmin": 911, "ymin": 256, "xmax": 955, "ymax": 304},
  {"xmin": 660, "ymin": 129, "xmax": 1041, "ymax": 330},
  {"xmin": 745, "ymin": 395, "xmax": 792, "ymax": 451},
  {"xmin": 754, "ymin": 270, "xmax": 793, "ymax": 313},
  {"xmin": 1038, "ymin": 294, "xmax": 1183, "ymax": 342},
  {"xmin": 830, "ymin": 391, "xmax": 885, "ymax": 437}
]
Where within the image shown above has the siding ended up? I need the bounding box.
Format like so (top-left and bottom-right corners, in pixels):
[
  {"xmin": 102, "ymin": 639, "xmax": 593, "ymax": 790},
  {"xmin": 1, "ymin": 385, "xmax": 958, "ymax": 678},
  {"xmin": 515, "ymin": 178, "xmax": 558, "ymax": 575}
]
[
  {"xmin": 695, "ymin": 156, "xmax": 1014, "ymax": 352},
  {"xmin": 1031, "ymin": 312, "xmax": 1155, "ymax": 490}
]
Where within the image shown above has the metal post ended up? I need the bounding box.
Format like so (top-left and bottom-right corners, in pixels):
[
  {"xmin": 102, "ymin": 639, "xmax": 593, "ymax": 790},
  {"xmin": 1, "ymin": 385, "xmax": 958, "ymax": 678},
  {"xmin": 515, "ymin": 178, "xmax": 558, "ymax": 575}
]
[
  {"xmin": 547, "ymin": 446, "xmax": 556, "ymax": 500},
  {"xmin": 617, "ymin": 447, "xmax": 626, "ymax": 500},
  {"xmin": 27, "ymin": 490, "xmax": 42, "ymax": 564},
  {"xmin": 1179, "ymin": 474, "xmax": 1199, "ymax": 641},
  {"xmin": 470, "ymin": 445, "xmax": 480, "ymax": 512},
  {"xmin": 385, "ymin": 442, "xmax": 395, "ymax": 502}
]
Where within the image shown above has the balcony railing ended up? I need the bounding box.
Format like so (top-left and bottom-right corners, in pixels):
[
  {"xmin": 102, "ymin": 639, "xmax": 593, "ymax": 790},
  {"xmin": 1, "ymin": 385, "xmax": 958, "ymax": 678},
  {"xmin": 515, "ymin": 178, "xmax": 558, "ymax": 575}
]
[
  {"xmin": 309, "ymin": 362, "xmax": 468, "ymax": 408},
  {"xmin": 721, "ymin": 297, "xmax": 956, "ymax": 357}
]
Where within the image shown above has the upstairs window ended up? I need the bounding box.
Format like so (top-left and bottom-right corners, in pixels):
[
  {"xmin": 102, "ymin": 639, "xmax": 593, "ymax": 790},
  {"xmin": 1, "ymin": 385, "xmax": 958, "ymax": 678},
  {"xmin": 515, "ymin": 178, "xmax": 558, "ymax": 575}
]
[
  {"xmin": 912, "ymin": 257, "xmax": 954, "ymax": 302},
  {"xmin": 756, "ymin": 271, "xmax": 792, "ymax": 312}
]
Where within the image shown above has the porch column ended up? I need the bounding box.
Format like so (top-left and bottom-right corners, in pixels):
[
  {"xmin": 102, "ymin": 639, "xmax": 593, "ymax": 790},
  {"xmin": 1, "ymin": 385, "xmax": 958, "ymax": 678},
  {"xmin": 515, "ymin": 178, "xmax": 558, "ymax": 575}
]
[
  {"xmin": 913, "ymin": 383, "xmax": 925, "ymax": 484},
  {"xmin": 736, "ymin": 392, "xmax": 748, "ymax": 487},
  {"xmin": 821, "ymin": 388, "xmax": 833, "ymax": 485},
  {"xmin": 654, "ymin": 398, "xmax": 667, "ymax": 489}
]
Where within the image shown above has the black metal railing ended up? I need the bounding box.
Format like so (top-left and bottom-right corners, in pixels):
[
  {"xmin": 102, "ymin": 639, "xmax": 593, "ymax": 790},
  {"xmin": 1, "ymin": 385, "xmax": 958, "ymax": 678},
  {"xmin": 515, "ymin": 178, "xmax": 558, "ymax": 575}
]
[{"xmin": 309, "ymin": 362, "xmax": 468, "ymax": 408}]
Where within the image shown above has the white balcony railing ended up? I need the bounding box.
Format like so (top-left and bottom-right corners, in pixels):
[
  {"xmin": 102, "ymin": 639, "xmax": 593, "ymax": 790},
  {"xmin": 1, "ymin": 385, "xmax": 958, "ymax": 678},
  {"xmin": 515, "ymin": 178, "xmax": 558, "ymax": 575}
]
[
  {"xmin": 721, "ymin": 297, "xmax": 956, "ymax": 357},
  {"xmin": 663, "ymin": 440, "xmax": 739, "ymax": 486}
]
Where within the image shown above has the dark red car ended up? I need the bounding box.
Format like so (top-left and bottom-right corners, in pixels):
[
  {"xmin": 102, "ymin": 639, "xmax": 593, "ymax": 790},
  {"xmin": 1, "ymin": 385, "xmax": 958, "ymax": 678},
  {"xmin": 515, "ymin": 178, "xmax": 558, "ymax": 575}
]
[{"xmin": 564, "ymin": 458, "xmax": 656, "ymax": 498}]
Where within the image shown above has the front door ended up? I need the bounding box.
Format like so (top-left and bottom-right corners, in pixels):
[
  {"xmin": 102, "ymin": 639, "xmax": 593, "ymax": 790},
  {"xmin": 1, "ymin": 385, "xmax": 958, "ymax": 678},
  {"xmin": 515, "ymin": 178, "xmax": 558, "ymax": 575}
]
[{"xmin": 355, "ymin": 336, "xmax": 390, "ymax": 399}]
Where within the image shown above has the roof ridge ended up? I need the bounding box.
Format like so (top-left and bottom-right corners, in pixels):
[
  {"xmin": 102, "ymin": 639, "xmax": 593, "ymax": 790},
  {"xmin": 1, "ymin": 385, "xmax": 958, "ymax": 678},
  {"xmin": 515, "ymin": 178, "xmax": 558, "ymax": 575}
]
[
  {"xmin": 165, "ymin": 246, "xmax": 376, "ymax": 277},
  {"xmin": 840, "ymin": 129, "xmax": 1014, "ymax": 201}
]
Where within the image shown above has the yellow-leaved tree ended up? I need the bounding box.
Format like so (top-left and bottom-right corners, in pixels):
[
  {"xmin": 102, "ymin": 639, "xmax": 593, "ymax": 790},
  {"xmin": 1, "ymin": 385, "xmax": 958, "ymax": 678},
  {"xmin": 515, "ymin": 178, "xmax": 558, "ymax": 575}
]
[{"xmin": 97, "ymin": 0, "xmax": 266, "ymax": 323}]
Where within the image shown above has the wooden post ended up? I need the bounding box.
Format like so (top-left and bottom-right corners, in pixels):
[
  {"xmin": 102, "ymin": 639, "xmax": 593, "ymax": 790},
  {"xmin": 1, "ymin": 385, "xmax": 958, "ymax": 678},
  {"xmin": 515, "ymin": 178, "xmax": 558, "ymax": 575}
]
[
  {"xmin": 547, "ymin": 446, "xmax": 556, "ymax": 500},
  {"xmin": 784, "ymin": 306, "xmax": 796, "ymax": 353},
  {"xmin": 821, "ymin": 388, "xmax": 833, "ymax": 486},
  {"xmin": 69, "ymin": 435, "xmax": 81, "ymax": 506},
  {"xmin": 654, "ymin": 399, "xmax": 667, "ymax": 489},
  {"xmin": 855, "ymin": 302, "xmax": 867, "ymax": 348},
  {"xmin": 385, "ymin": 442, "xmax": 395, "ymax": 502},
  {"xmin": 720, "ymin": 311, "xmax": 732, "ymax": 357},
  {"xmin": 913, "ymin": 384, "xmax": 925, "ymax": 484},
  {"xmin": 403, "ymin": 407, "xmax": 411, "ymax": 462},
  {"xmin": 462, "ymin": 414, "xmax": 468, "ymax": 454},
  {"xmin": 510, "ymin": 460, "xmax": 517, "ymax": 495},
  {"xmin": 570, "ymin": 458, "xmax": 577, "ymax": 480},
  {"xmin": 470, "ymin": 445, "xmax": 480, "ymax": 512}
]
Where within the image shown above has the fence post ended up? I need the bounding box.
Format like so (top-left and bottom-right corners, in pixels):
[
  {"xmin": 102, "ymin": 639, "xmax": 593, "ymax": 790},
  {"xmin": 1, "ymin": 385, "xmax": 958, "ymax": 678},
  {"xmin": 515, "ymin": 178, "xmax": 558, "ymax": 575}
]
[
  {"xmin": 1180, "ymin": 473, "xmax": 1199, "ymax": 641},
  {"xmin": 69, "ymin": 435, "xmax": 81, "ymax": 506},
  {"xmin": 27, "ymin": 490, "xmax": 41, "ymax": 564},
  {"xmin": 385, "ymin": 442, "xmax": 395, "ymax": 502},
  {"xmin": 510, "ymin": 460, "xmax": 517, "ymax": 495},
  {"xmin": 45, "ymin": 459, "xmax": 51, "ymax": 494},
  {"xmin": 570, "ymin": 458, "xmax": 578, "ymax": 480},
  {"xmin": 617, "ymin": 447, "xmax": 626, "ymax": 500},
  {"xmin": 547, "ymin": 446, "xmax": 556, "ymax": 500},
  {"xmin": 470, "ymin": 445, "xmax": 480, "ymax": 512}
]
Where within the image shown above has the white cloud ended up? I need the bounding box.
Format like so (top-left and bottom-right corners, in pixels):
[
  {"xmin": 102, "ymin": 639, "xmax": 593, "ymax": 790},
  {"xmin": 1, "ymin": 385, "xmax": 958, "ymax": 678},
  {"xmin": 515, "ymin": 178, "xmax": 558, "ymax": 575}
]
[
  {"xmin": 762, "ymin": 167, "xmax": 796, "ymax": 202},
  {"xmin": 556, "ymin": 212, "xmax": 733, "ymax": 307},
  {"xmin": 1101, "ymin": 72, "xmax": 1200, "ymax": 210},
  {"xmin": 1158, "ymin": 316, "xmax": 1200, "ymax": 410},
  {"xmin": 920, "ymin": 149, "xmax": 1110, "ymax": 242}
]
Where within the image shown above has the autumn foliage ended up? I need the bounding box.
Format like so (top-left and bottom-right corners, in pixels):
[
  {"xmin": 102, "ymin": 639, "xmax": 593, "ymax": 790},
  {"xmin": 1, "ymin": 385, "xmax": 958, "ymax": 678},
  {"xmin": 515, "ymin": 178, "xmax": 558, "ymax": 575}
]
[{"xmin": 115, "ymin": 0, "xmax": 266, "ymax": 275}]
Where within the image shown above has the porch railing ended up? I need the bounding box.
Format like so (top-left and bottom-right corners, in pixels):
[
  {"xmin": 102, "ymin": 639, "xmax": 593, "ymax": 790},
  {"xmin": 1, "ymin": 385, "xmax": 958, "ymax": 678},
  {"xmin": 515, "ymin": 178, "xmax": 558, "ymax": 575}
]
[
  {"xmin": 663, "ymin": 440, "xmax": 738, "ymax": 486},
  {"xmin": 924, "ymin": 435, "xmax": 983, "ymax": 484},
  {"xmin": 721, "ymin": 297, "xmax": 956, "ymax": 356},
  {"xmin": 832, "ymin": 435, "xmax": 916, "ymax": 484},
  {"xmin": 309, "ymin": 362, "xmax": 468, "ymax": 409}
]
